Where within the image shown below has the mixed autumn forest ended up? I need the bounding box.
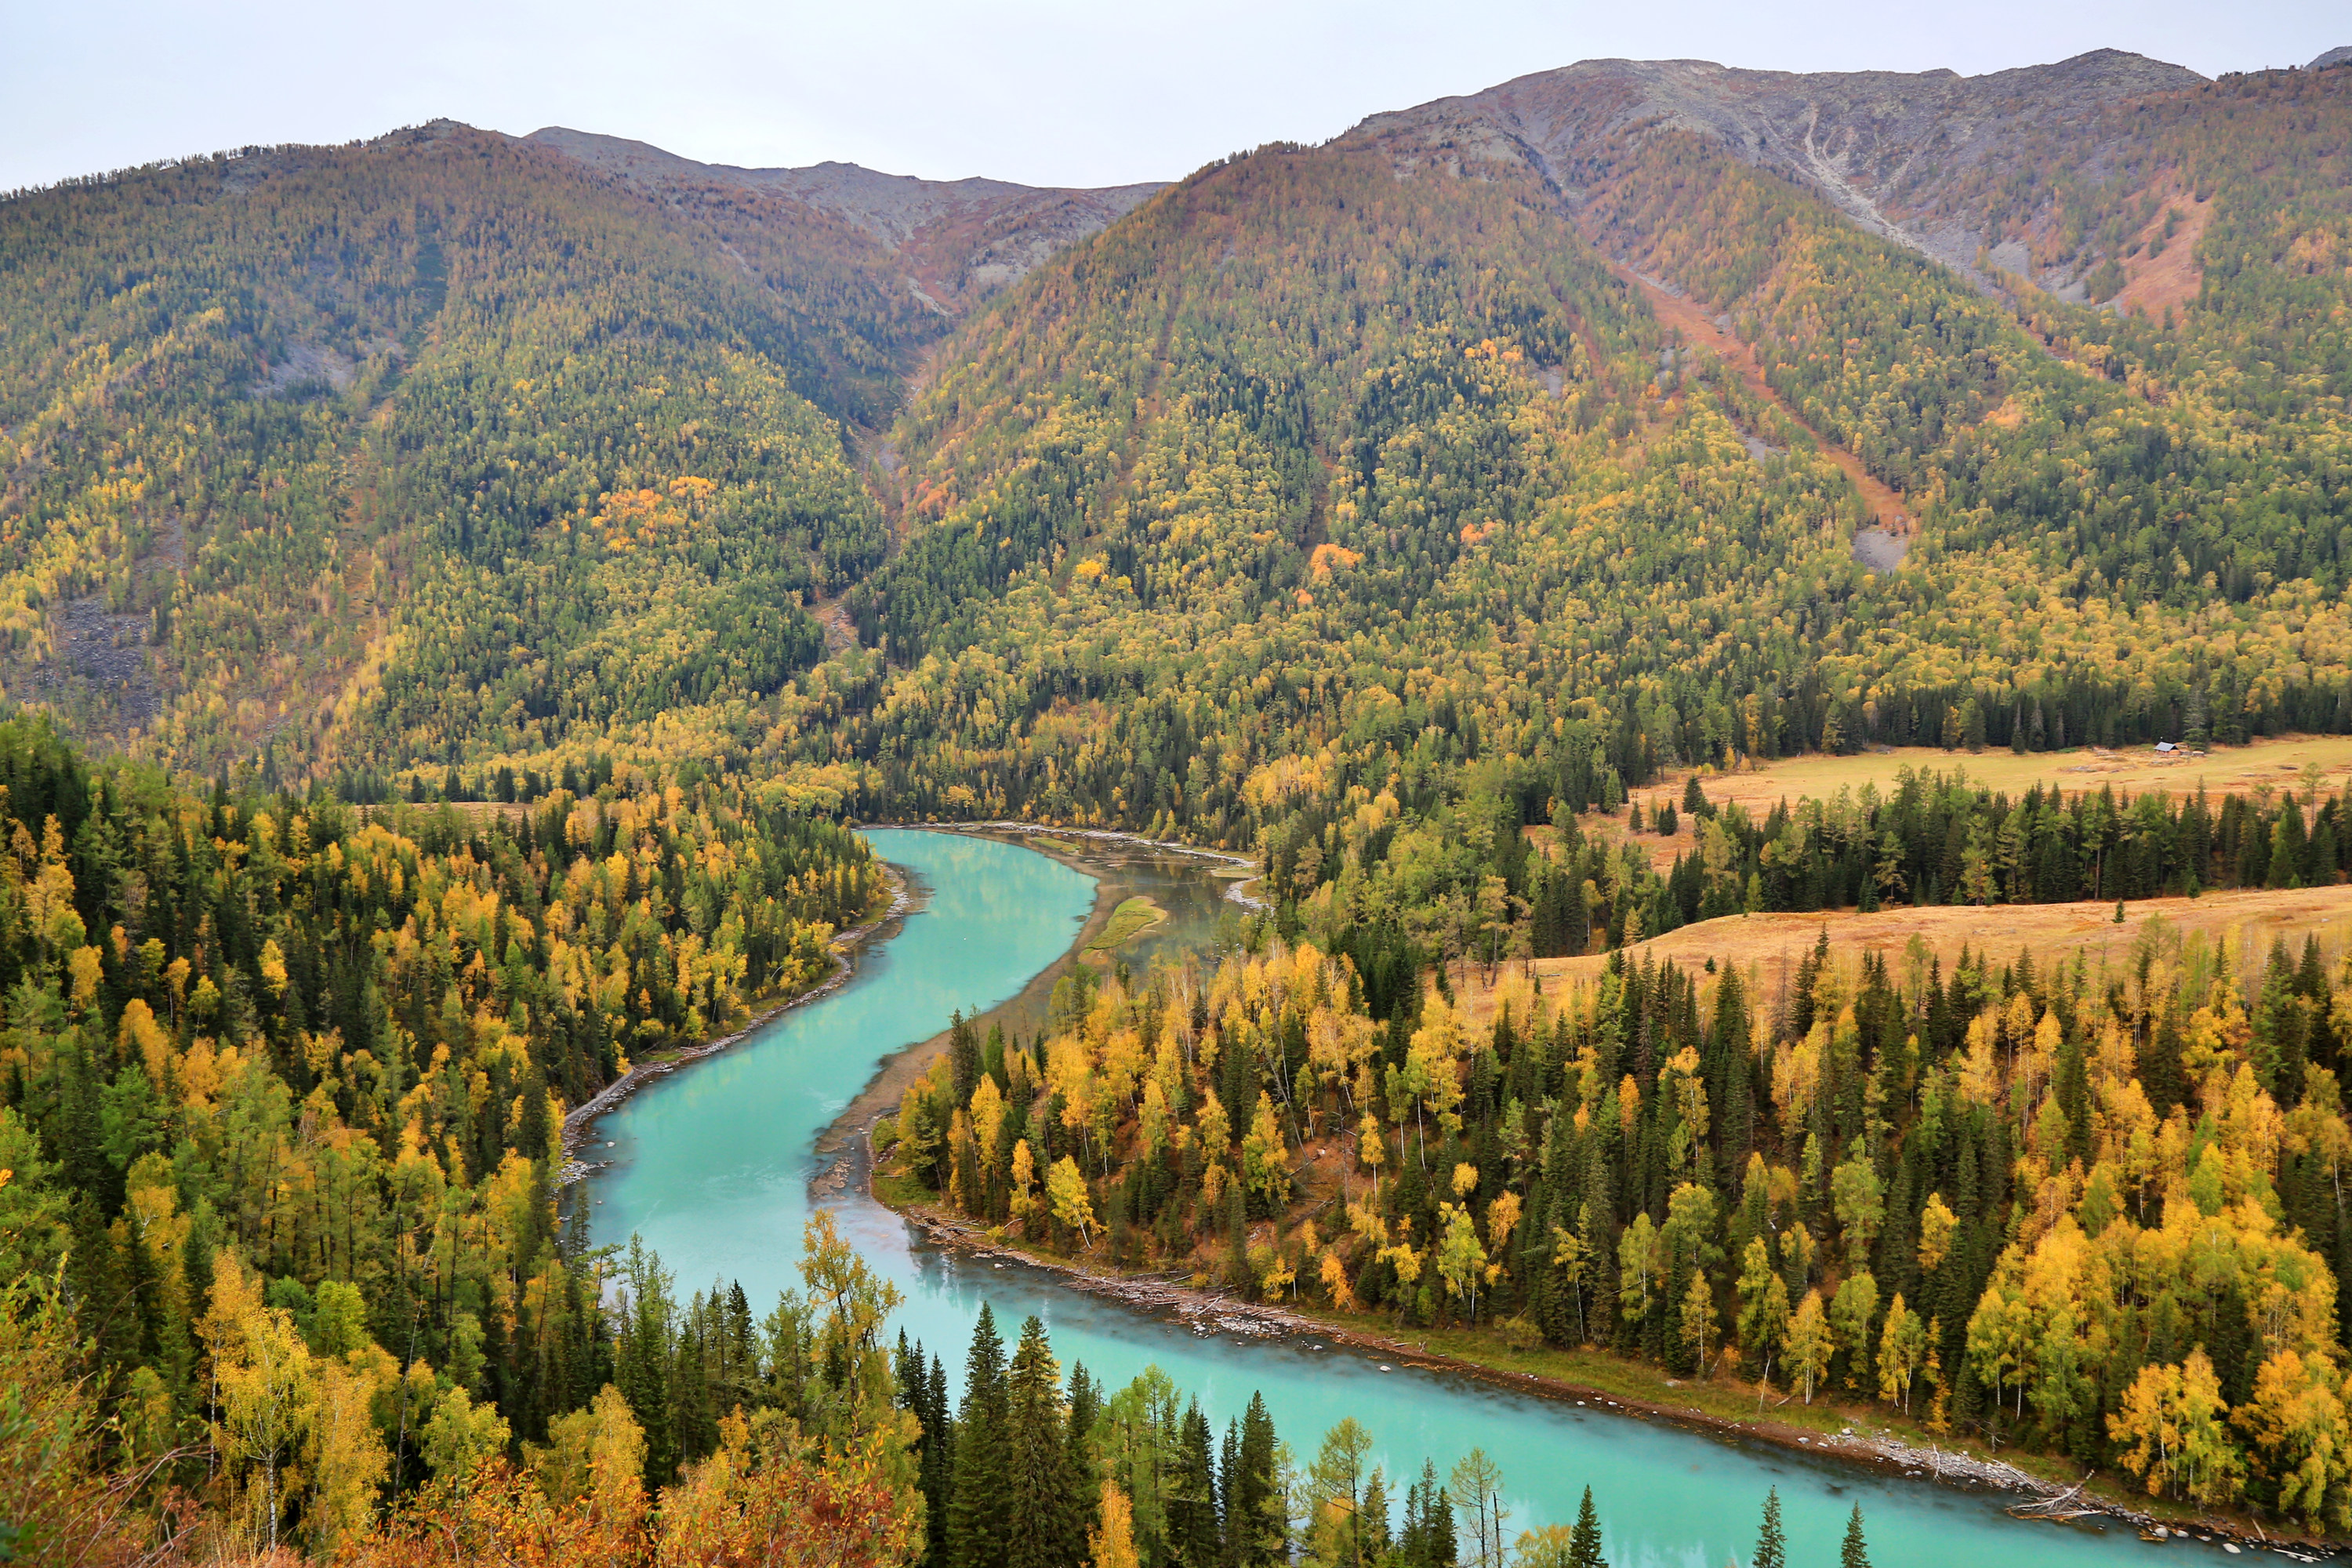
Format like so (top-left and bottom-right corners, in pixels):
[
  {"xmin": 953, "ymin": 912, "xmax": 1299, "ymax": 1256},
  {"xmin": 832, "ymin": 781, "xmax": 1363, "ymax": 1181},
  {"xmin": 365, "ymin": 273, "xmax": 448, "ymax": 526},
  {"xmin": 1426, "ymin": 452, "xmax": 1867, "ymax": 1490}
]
[{"xmin": 4, "ymin": 38, "xmax": 2352, "ymax": 1566}]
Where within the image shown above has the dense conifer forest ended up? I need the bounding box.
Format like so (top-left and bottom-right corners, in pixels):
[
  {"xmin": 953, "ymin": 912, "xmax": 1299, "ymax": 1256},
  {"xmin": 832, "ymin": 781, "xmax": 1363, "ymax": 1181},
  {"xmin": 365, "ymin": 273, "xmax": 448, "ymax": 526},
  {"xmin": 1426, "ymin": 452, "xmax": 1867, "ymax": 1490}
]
[
  {"xmin": 1, "ymin": 68, "xmax": 2347, "ymax": 823},
  {"xmin": 884, "ymin": 781, "xmax": 2352, "ymax": 1531},
  {"xmin": 2, "ymin": 42, "xmax": 2350, "ymax": 1566}
]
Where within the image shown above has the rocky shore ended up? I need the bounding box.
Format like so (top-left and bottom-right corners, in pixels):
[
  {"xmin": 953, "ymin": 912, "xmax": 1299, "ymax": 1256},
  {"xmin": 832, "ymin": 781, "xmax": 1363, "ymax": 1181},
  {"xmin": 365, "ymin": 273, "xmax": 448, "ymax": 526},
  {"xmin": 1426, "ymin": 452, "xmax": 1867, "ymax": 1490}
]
[
  {"xmin": 869, "ymin": 1154, "xmax": 2337, "ymax": 1557},
  {"xmin": 884, "ymin": 819, "xmax": 1269, "ymax": 910}
]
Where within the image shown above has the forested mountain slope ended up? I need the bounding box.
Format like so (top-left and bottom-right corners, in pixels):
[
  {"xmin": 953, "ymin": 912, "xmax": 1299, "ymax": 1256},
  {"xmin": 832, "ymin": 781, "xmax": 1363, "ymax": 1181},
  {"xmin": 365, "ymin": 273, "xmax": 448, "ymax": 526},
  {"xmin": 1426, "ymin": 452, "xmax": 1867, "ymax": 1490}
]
[
  {"xmin": 1, "ymin": 54, "xmax": 2348, "ymax": 853},
  {"xmin": 523, "ymin": 127, "xmax": 1167, "ymax": 317},
  {"xmin": 0, "ymin": 122, "xmax": 894, "ymax": 785},
  {"xmin": 0, "ymin": 121, "xmax": 1159, "ymax": 797},
  {"xmin": 844, "ymin": 56, "xmax": 2352, "ymax": 829}
]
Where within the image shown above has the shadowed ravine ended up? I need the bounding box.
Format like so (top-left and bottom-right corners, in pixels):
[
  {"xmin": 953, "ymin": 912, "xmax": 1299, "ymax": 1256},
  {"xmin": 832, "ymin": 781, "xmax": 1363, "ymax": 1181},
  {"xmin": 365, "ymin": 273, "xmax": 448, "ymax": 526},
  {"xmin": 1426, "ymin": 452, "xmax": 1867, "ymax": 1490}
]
[{"xmin": 586, "ymin": 829, "xmax": 2173, "ymax": 1567}]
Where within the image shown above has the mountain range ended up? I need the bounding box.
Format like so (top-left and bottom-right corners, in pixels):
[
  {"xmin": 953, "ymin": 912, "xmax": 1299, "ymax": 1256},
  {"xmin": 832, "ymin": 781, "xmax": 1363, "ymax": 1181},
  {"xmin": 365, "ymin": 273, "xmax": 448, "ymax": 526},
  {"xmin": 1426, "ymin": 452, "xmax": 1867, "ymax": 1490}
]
[
  {"xmin": 1341, "ymin": 47, "xmax": 2206, "ymax": 295},
  {"xmin": 13, "ymin": 42, "xmax": 2352, "ymax": 1555},
  {"xmin": 0, "ymin": 45, "xmax": 2347, "ymax": 818},
  {"xmin": 521, "ymin": 126, "xmax": 1164, "ymax": 318}
]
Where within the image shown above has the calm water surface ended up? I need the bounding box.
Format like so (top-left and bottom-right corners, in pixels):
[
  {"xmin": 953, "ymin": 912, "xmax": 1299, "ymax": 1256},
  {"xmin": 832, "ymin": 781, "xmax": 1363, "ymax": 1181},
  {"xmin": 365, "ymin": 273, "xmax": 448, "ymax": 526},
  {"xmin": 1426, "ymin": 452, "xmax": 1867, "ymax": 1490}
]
[{"xmin": 589, "ymin": 829, "xmax": 2183, "ymax": 1568}]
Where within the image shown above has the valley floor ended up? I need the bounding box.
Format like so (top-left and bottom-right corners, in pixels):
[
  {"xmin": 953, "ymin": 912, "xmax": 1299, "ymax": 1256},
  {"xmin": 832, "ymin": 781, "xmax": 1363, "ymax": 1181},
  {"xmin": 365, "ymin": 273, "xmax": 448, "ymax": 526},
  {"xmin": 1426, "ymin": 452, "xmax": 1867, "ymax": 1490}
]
[
  {"xmin": 1438, "ymin": 884, "xmax": 2352, "ymax": 1028},
  {"xmin": 867, "ymin": 1156, "xmax": 2336, "ymax": 1554},
  {"xmin": 1662, "ymin": 735, "xmax": 2352, "ymax": 818},
  {"xmin": 829, "ymin": 822, "xmax": 2352, "ymax": 1553}
]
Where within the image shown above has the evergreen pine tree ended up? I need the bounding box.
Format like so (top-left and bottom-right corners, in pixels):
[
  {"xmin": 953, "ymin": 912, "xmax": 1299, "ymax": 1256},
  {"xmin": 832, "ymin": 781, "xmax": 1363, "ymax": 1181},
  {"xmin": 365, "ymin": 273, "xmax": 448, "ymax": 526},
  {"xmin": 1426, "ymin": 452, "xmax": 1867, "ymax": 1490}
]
[
  {"xmin": 615, "ymin": 1239, "xmax": 675, "ymax": 1488},
  {"xmin": 56, "ymin": 1044, "xmax": 112, "ymax": 1208},
  {"xmin": 1429, "ymin": 1483, "xmax": 1460, "ymax": 1567},
  {"xmin": 668, "ymin": 1300, "xmax": 716, "ymax": 1466},
  {"xmin": 1234, "ymin": 1390, "xmax": 1283, "ymax": 1566},
  {"xmin": 557, "ymin": 1261, "xmax": 593, "ymax": 1412},
  {"xmin": 892, "ymin": 1335, "xmax": 920, "ymax": 1433},
  {"xmin": 518, "ymin": 1061, "xmax": 552, "ymax": 1160},
  {"xmin": 1400, "ymin": 1464, "xmax": 1454, "ymax": 1568},
  {"xmin": 1361, "ymin": 1469, "xmax": 1394, "ymax": 1563},
  {"xmin": 561, "ymin": 1192, "xmax": 592, "ymax": 1261},
  {"xmin": 1398, "ymin": 1470, "xmax": 1431, "ymax": 1568},
  {"xmin": 949, "ymin": 1305, "xmax": 1011, "ymax": 1568},
  {"xmin": 64, "ymin": 1191, "xmax": 132, "ymax": 1373},
  {"xmin": 1219, "ymin": 1420, "xmax": 1242, "ymax": 1566},
  {"xmin": 723, "ymin": 1283, "xmax": 756, "ymax": 1405},
  {"xmin": 1006, "ymin": 1316, "xmax": 1085, "ymax": 1568},
  {"xmin": 1168, "ymin": 1399, "xmax": 1221, "ymax": 1568},
  {"xmin": 1752, "ymin": 1488, "xmax": 1784, "ymax": 1568},
  {"xmin": 1067, "ymin": 1361, "xmax": 1102, "ymax": 1544},
  {"xmin": 927, "ymin": 1352, "xmax": 954, "ymax": 1557},
  {"xmin": 950, "ymin": 1010, "xmax": 980, "ymax": 1105},
  {"xmin": 1839, "ymin": 1504, "xmax": 1871, "ymax": 1568},
  {"xmin": 897, "ymin": 1334, "xmax": 954, "ymax": 1561},
  {"xmin": 1566, "ymin": 1484, "xmax": 1605, "ymax": 1568}
]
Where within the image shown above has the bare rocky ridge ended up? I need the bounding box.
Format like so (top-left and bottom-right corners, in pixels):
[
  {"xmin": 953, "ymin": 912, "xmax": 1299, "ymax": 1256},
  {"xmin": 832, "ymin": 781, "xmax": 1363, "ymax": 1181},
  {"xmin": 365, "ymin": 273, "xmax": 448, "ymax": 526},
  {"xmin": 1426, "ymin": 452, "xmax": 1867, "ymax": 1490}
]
[
  {"xmin": 524, "ymin": 126, "xmax": 1164, "ymax": 314},
  {"xmin": 500, "ymin": 46, "xmax": 2271, "ymax": 325},
  {"xmin": 250, "ymin": 339, "xmax": 358, "ymax": 398},
  {"xmin": 1338, "ymin": 49, "xmax": 2209, "ymax": 296}
]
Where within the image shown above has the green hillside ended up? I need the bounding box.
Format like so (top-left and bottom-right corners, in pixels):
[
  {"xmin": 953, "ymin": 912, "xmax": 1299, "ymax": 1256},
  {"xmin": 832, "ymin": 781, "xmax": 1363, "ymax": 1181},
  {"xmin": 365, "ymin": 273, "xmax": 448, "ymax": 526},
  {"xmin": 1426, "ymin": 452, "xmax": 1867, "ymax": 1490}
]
[
  {"xmin": 11, "ymin": 48, "xmax": 2352, "ymax": 1565},
  {"xmin": 3, "ymin": 70, "xmax": 2347, "ymax": 840},
  {"xmin": 768, "ymin": 67, "xmax": 2341, "ymax": 951},
  {"xmin": 0, "ymin": 123, "xmax": 891, "ymax": 787}
]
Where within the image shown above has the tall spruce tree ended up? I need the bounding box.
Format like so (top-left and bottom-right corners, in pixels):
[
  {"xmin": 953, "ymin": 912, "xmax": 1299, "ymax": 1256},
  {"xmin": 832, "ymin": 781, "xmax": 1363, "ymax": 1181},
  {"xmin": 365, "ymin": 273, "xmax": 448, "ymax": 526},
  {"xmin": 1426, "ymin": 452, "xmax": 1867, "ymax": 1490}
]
[
  {"xmin": 950, "ymin": 1010, "xmax": 980, "ymax": 1105},
  {"xmin": 1393, "ymin": 1466, "xmax": 1459, "ymax": 1568},
  {"xmin": 949, "ymin": 1305, "xmax": 1011, "ymax": 1568},
  {"xmin": 1751, "ymin": 1488, "xmax": 1784, "ymax": 1568},
  {"xmin": 1566, "ymin": 1485, "xmax": 1606, "ymax": 1568},
  {"xmin": 1068, "ymin": 1360, "xmax": 1103, "ymax": 1544},
  {"xmin": 1428, "ymin": 1482, "xmax": 1461, "ymax": 1568},
  {"xmin": 1838, "ymin": 1505, "xmax": 1872, "ymax": 1568},
  {"xmin": 1169, "ymin": 1399, "xmax": 1221, "ymax": 1568},
  {"xmin": 615, "ymin": 1238, "xmax": 676, "ymax": 1488},
  {"xmin": 1233, "ymin": 1390, "xmax": 1283, "ymax": 1566},
  {"xmin": 1219, "ymin": 1421, "xmax": 1243, "ymax": 1566},
  {"xmin": 1006, "ymin": 1316, "xmax": 1086, "ymax": 1568},
  {"xmin": 897, "ymin": 1334, "xmax": 954, "ymax": 1562},
  {"xmin": 63, "ymin": 1192, "xmax": 133, "ymax": 1374},
  {"xmin": 927, "ymin": 1352, "xmax": 953, "ymax": 1556},
  {"xmin": 1360, "ymin": 1469, "xmax": 1395, "ymax": 1563},
  {"xmin": 1398, "ymin": 1465, "xmax": 1443, "ymax": 1568}
]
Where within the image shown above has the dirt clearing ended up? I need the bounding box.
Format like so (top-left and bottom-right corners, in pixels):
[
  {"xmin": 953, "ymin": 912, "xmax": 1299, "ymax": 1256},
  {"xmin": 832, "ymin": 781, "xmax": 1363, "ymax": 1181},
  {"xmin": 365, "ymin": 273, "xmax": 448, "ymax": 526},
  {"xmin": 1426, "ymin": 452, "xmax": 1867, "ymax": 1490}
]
[{"xmin": 1611, "ymin": 263, "xmax": 1915, "ymax": 540}]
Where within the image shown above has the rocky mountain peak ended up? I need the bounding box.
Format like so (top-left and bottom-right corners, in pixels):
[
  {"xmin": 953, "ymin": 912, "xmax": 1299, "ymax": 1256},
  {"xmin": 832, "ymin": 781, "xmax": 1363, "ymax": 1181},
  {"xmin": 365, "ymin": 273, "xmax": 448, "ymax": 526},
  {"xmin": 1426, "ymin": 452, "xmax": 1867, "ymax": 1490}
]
[
  {"xmin": 522, "ymin": 127, "xmax": 1165, "ymax": 310},
  {"xmin": 1338, "ymin": 49, "xmax": 2211, "ymax": 293}
]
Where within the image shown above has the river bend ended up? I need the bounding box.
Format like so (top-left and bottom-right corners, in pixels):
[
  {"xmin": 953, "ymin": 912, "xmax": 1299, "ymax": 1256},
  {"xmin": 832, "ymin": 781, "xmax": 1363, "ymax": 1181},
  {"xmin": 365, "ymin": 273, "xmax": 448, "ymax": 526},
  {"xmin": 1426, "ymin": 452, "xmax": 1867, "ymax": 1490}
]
[{"xmin": 588, "ymin": 829, "xmax": 2176, "ymax": 1567}]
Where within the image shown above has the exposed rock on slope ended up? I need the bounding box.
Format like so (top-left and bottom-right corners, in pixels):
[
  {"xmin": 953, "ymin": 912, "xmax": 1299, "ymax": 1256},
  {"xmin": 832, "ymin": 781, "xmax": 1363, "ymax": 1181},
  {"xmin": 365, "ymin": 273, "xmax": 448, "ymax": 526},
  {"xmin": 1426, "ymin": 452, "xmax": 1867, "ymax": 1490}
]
[
  {"xmin": 1338, "ymin": 49, "xmax": 2208, "ymax": 295},
  {"xmin": 524, "ymin": 127, "xmax": 1164, "ymax": 314}
]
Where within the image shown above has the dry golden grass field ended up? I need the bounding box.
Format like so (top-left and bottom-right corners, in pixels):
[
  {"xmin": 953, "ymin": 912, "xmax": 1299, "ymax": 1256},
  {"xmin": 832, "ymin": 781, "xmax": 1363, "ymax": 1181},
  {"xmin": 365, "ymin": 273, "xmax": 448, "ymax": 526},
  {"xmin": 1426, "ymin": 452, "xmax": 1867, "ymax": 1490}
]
[
  {"xmin": 1557, "ymin": 735, "xmax": 2352, "ymax": 876},
  {"xmin": 1664, "ymin": 734, "xmax": 2352, "ymax": 813},
  {"xmin": 1448, "ymin": 884, "xmax": 2352, "ymax": 1024}
]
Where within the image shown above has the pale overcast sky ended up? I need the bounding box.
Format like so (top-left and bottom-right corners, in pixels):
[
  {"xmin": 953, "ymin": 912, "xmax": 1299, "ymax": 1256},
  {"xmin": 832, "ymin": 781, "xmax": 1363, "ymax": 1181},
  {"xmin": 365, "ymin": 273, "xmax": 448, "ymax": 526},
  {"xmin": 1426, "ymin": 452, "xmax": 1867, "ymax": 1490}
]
[{"xmin": 5, "ymin": 0, "xmax": 2343, "ymax": 193}]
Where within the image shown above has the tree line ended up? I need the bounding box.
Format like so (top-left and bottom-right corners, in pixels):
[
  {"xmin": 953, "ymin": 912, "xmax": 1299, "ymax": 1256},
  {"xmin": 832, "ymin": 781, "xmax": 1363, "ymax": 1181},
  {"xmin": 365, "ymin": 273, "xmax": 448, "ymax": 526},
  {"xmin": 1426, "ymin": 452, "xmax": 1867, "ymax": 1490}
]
[
  {"xmin": 882, "ymin": 899, "xmax": 2352, "ymax": 1531},
  {"xmin": 0, "ymin": 713, "xmax": 884, "ymax": 1541},
  {"xmin": 9, "ymin": 1194, "xmax": 1888, "ymax": 1568}
]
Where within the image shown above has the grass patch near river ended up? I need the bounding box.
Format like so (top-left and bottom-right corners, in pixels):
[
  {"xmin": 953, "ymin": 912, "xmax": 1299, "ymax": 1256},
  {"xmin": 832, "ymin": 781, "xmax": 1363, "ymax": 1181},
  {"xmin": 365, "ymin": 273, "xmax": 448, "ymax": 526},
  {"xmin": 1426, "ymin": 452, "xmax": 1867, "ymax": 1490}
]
[{"xmin": 1087, "ymin": 895, "xmax": 1167, "ymax": 952}]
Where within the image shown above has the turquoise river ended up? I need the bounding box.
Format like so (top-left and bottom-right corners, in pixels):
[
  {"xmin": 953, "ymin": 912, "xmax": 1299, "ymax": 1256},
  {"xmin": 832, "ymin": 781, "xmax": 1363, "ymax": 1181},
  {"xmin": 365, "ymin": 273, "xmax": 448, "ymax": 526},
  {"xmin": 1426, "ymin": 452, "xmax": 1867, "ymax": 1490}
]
[{"xmin": 586, "ymin": 829, "xmax": 2187, "ymax": 1568}]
